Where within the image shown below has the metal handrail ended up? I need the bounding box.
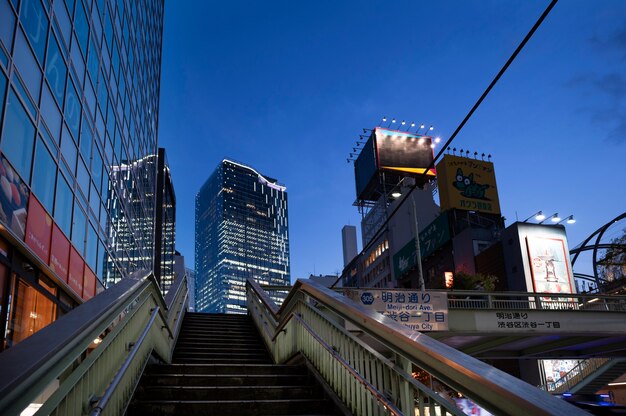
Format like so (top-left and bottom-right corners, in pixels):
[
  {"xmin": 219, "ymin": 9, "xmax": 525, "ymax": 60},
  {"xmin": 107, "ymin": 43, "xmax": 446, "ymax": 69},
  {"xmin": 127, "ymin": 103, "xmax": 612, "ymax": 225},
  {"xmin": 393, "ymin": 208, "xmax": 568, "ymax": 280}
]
[
  {"xmin": 261, "ymin": 284, "xmax": 626, "ymax": 312},
  {"xmin": 91, "ymin": 306, "xmax": 161, "ymax": 415},
  {"xmin": 292, "ymin": 312, "xmax": 404, "ymax": 416},
  {"xmin": 248, "ymin": 279, "xmax": 590, "ymax": 416},
  {"xmin": 0, "ymin": 270, "xmax": 188, "ymax": 416}
]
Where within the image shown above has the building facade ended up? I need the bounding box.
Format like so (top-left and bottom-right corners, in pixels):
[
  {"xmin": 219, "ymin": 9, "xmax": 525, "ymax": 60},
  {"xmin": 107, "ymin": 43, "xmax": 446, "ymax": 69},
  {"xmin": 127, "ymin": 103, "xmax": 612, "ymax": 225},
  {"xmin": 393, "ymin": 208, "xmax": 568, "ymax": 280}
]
[
  {"xmin": 195, "ymin": 159, "xmax": 290, "ymax": 314},
  {"xmin": 0, "ymin": 0, "xmax": 164, "ymax": 350}
]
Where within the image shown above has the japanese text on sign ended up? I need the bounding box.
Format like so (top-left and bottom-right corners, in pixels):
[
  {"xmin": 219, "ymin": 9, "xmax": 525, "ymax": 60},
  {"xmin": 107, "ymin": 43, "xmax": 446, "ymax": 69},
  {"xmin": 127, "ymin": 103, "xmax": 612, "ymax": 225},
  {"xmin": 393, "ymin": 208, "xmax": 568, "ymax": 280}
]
[{"xmin": 345, "ymin": 289, "xmax": 449, "ymax": 331}]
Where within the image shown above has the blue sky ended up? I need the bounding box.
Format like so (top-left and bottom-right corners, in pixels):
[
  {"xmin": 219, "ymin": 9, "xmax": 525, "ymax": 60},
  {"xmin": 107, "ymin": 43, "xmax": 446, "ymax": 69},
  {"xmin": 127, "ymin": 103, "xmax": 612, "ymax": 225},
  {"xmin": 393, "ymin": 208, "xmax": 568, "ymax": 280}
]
[{"xmin": 158, "ymin": 1, "xmax": 626, "ymax": 281}]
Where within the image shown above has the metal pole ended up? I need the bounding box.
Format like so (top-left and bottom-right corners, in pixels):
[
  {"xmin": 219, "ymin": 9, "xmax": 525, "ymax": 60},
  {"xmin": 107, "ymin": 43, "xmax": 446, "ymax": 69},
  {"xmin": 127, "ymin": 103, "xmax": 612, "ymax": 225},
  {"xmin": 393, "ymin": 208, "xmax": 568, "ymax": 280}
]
[{"xmin": 411, "ymin": 192, "xmax": 425, "ymax": 291}]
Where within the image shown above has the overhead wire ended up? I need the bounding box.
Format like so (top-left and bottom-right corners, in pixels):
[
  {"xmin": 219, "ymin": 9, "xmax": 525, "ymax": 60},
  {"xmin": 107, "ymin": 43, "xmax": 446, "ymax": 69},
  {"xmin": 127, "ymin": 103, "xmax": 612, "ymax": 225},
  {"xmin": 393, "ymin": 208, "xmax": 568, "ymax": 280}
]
[{"xmin": 332, "ymin": 0, "xmax": 559, "ymax": 288}]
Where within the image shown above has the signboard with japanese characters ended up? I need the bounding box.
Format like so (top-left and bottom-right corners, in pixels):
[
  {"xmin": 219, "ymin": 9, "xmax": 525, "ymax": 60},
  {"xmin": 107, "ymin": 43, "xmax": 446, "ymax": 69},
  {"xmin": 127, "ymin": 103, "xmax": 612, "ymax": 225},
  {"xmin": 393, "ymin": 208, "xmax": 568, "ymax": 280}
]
[
  {"xmin": 436, "ymin": 154, "xmax": 501, "ymax": 215},
  {"xmin": 344, "ymin": 289, "xmax": 449, "ymax": 331}
]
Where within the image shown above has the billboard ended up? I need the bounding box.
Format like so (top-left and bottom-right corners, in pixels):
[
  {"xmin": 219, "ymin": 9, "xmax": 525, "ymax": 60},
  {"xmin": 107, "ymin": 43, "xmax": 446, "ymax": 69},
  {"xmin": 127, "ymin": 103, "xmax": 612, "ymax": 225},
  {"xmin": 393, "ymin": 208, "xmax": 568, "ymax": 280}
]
[
  {"xmin": 526, "ymin": 236, "xmax": 574, "ymax": 294},
  {"xmin": 354, "ymin": 127, "xmax": 436, "ymax": 201},
  {"xmin": 436, "ymin": 154, "xmax": 501, "ymax": 214},
  {"xmin": 375, "ymin": 128, "xmax": 436, "ymax": 176}
]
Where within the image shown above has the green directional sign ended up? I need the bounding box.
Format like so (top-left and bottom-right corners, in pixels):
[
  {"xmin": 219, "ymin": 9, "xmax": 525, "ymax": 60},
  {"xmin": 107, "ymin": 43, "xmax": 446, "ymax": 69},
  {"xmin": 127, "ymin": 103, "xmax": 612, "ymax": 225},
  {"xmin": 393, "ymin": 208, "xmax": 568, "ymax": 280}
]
[
  {"xmin": 393, "ymin": 239, "xmax": 417, "ymax": 279},
  {"xmin": 419, "ymin": 213, "xmax": 450, "ymax": 259},
  {"xmin": 393, "ymin": 213, "xmax": 451, "ymax": 280}
]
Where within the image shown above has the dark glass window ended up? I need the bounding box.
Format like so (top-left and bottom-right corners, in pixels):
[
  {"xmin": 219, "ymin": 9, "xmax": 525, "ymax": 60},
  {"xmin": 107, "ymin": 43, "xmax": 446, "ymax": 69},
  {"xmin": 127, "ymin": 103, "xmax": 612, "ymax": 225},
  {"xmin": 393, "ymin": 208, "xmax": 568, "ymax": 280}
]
[
  {"xmin": 79, "ymin": 116, "xmax": 92, "ymax": 161},
  {"xmin": 0, "ymin": 0, "xmax": 16, "ymax": 53},
  {"xmin": 64, "ymin": 78, "xmax": 81, "ymax": 139},
  {"xmin": 31, "ymin": 138, "xmax": 56, "ymax": 213},
  {"xmin": 20, "ymin": 0, "xmax": 48, "ymax": 64},
  {"xmin": 1, "ymin": 88, "xmax": 35, "ymax": 181},
  {"xmin": 54, "ymin": 173, "xmax": 72, "ymax": 236},
  {"xmin": 72, "ymin": 202, "xmax": 86, "ymax": 253},
  {"xmin": 45, "ymin": 33, "xmax": 67, "ymax": 105},
  {"xmin": 0, "ymin": 70, "xmax": 6, "ymax": 122},
  {"xmin": 52, "ymin": 0, "xmax": 71, "ymax": 49},
  {"xmin": 60, "ymin": 125, "xmax": 77, "ymax": 172},
  {"xmin": 40, "ymin": 84, "xmax": 62, "ymax": 141},
  {"xmin": 74, "ymin": 0, "xmax": 88, "ymax": 56},
  {"xmin": 86, "ymin": 223, "xmax": 97, "ymax": 271},
  {"xmin": 13, "ymin": 29, "xmax": 42, "ymax": 104}
]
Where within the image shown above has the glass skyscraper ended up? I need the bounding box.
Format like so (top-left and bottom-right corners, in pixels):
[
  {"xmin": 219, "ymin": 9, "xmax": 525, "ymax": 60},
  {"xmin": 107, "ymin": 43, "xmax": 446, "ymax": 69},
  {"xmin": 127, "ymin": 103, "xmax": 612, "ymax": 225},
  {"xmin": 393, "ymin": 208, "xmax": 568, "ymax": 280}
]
[
  {"xmin": 195, "ymin": 159, "xmax": 290, "ymax": 314},
  {"xmin": 0, "ymin": 0, "xmax": 164, "ymax": 350}
]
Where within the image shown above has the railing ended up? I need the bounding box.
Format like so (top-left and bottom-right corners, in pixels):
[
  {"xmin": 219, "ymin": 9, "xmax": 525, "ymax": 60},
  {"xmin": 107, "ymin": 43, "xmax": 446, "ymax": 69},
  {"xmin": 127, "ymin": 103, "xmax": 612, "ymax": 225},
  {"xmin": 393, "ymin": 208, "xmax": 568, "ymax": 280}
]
[
  {"xmin": 247, "ymin": 279, "xmax": 590, "ymax": 416},
  {"xmin": 0, "ymin": 270, "xmax": 188, "ymax": 416},
  {"xmin": 446, "ymin": 290, "xmax": 626, "ymax": 311},
  {"xmin": 539, "ymin": 358, "xmax": 611, "ymax": 394}
]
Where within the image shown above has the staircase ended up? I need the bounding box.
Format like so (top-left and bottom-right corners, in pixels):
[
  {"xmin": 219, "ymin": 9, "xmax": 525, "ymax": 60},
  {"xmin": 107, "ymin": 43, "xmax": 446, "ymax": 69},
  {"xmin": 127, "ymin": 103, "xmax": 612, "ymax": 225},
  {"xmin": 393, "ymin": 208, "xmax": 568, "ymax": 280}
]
[
  {"xmin": 127, "ymin": 313, "xmax": 343, "ymax": 415},
  {"xmin": 572, "ymin": 359, "xmax": 626, "ymax": 395}
]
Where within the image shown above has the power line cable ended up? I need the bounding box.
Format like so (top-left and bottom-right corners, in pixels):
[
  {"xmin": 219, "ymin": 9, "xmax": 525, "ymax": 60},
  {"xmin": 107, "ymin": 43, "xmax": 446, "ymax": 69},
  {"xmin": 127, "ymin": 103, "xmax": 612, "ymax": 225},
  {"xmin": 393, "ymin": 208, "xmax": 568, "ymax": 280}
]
[{"xmin": 333, "ymin": 0, "xmax": 559, "ymax": 287}]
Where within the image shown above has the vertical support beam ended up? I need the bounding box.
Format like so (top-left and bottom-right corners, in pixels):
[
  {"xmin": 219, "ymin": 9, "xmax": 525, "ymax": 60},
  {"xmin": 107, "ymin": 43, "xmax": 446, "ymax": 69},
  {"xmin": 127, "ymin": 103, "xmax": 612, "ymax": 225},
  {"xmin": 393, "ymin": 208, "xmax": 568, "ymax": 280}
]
[{"xmin": 396, "ymin": 354, "xmax": 413, "ymax": 415}]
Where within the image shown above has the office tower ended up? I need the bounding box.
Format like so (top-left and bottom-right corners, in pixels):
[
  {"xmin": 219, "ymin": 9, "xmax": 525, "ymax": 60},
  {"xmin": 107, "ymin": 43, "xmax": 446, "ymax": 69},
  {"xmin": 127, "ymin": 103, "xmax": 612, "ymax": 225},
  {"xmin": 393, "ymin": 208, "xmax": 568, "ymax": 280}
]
[
  {"xmin": 195, "ymin": 159, "xmax": 290, "ymax": 314},
  {"xmin": 154, "ymin": 148, "xmax": 175, "ymax": 293},
  {"xmin": 341, "ymin": 225, "xmax": 358, "ymax": 267},
  {"xmin": 0, "ymin": 0, "xmax": 164, "ymax": 350}
]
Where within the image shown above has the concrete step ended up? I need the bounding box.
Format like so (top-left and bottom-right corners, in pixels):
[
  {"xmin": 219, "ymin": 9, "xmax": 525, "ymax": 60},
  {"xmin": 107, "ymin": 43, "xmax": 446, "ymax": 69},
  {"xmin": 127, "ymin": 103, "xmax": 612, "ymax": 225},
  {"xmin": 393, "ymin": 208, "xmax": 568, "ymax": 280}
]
[
  {"xmin": 133, "ymin": 385, "xmax": 320, "ymax": 401},
  {"xmin": 144, "ymin": 363, "xmax": 306, "ymax": 376},
  {"xmin": 139, "ymin": 373, "xmax": 312, "ymax": 387},
  {"xmin": 171, "ymin": 357, "xmax": 274, "ymax": 364},
  {"xmin": 127, "ymin": 398, "xmax": 335, "ymax": 416}
]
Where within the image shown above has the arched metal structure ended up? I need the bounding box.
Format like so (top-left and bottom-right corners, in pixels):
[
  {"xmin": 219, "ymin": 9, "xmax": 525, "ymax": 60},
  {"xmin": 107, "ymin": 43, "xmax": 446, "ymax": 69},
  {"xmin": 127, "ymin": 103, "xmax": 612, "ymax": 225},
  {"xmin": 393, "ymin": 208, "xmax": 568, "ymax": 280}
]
[{"xmin": 570, "ymin": 212, "xmax": 626, "ymax": 292}]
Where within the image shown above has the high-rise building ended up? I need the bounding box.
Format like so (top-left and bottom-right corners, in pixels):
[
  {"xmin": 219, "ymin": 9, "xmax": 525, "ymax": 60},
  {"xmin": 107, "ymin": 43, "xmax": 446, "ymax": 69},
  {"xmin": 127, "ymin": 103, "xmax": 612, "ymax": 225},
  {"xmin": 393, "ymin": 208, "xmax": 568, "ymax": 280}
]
[
  {"xmin": 0, "ymin": 0, "xmax": 164, "ymax": 350},
  {"xmin": 341, "ymin": 225, "xmax": 358, "ymax": 267},
  {"xmin": 154, "ymin": 148, "xmax": 175, "ymax": 293},
  {"xmin": 195, "ymin": 159, "xmax": 290, "ymax": 314}
]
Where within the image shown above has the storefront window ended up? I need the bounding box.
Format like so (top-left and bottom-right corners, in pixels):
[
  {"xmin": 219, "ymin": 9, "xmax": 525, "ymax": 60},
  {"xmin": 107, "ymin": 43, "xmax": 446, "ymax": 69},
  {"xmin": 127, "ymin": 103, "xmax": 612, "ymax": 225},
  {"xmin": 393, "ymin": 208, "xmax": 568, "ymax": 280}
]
[{"xmin": 6, "ymin": 276, "xmax": 56, "ymax": 346}]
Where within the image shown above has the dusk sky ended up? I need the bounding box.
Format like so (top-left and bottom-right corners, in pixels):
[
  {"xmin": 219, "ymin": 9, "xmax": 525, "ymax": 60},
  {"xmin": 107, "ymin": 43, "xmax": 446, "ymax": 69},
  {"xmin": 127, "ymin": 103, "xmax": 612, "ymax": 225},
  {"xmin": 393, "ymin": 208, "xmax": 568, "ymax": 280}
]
[{"xmin": 158, "ymin": 1, "xmax": 626, "ymax": 282}]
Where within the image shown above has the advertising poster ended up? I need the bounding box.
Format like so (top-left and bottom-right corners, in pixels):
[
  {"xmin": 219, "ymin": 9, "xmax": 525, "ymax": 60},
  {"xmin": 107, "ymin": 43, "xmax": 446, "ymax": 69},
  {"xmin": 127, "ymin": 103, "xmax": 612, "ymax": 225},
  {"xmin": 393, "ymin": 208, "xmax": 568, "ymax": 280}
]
[
  {"xmin": 526, "ymin": 236, "xmax": 574, "ymax": 294},
  {"xmin": 50, "ymin": 224, "xmax": 70, "ymax": 282},
  {"xmin": 345, "ymin": 289, "xmax": 448, "ymax": 331},
  {"xmin": 436, "ymin": 154, "xmax": 501, "ymax": 215},
  {"xmin": 68, "ymin": 246, "xmax": 85, "ymax": 296},
  {"xmin": 25, "ymin": 195, "xmax": 52, "ymax": 263},
  {"xmin": 0, "ymin": 155, "xmax": 29, "ymax": 239}
]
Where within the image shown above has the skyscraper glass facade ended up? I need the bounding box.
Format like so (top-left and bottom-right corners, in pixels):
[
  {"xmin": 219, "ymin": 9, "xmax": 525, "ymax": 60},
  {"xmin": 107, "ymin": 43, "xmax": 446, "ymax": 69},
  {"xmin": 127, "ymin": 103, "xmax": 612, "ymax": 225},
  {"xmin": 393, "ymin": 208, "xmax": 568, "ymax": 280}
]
[
  {"xmin": 0, "ymin": 0, "xmax": 164, "ymax": 349},
  {"xmin": 195, "ymin": 159, "xmax": 290, "ymax": 314}
]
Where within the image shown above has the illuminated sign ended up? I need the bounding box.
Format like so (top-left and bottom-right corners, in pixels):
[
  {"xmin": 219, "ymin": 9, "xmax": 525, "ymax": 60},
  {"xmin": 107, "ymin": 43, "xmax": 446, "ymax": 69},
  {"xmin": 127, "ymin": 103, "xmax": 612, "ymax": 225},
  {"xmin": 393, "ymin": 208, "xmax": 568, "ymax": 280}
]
[
  {"xmin": 526, "ymin": 236, "xmax": 574, "ymax": 294},
  {"xmin": 436, "ymin": 154, "xmax": 501, "ymax": 214},
  {"xmin": 375, "ymin": 128, "xmax": 436, "ymax": 176},
  {"xmin": 354, "ymin": 127, "xmax": 436, "ymax": 201},
  {"xmin": 345, "ymin": 289, "xmax": 448, "ymax": 331}
]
